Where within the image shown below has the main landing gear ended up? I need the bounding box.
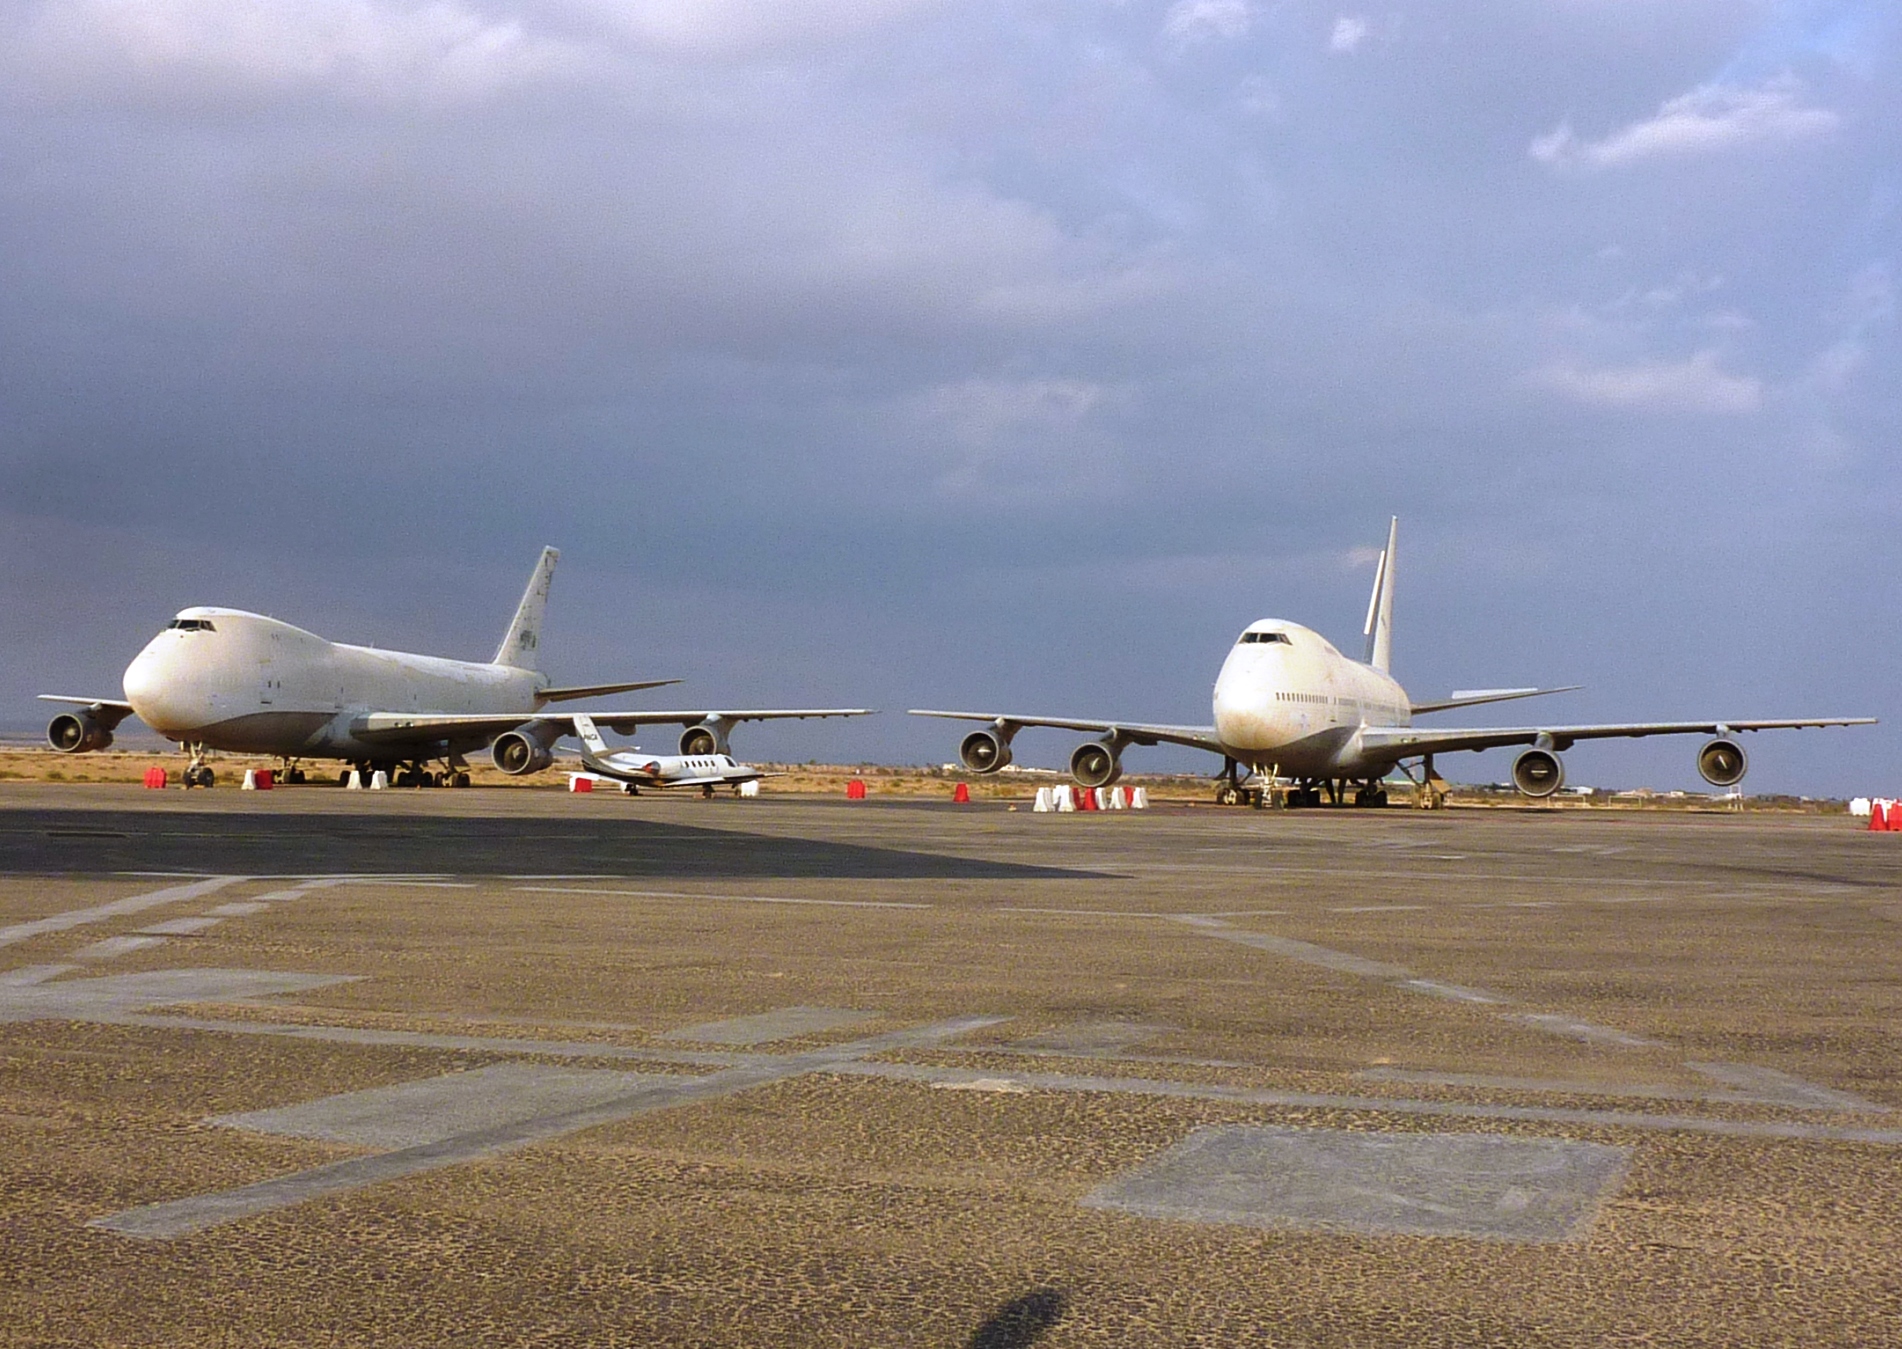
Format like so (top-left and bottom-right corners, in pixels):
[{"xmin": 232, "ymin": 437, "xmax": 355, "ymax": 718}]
[
  {"xmin": 339, "ymin": 757, "xmax": 474, "ymax": 788},
  {"xmin": 1213, "ymin": 764, "xmax": 1394, "ymax": 809}
]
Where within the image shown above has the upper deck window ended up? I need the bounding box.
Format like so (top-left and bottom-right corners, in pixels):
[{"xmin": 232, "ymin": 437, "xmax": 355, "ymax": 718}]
[
  {"xmin": 1239, "ymin": 631, "xmax": 1289, "ymax": 645},
  {"xmin": 167, "ymin": 618, "xmax": 216, "ymax": 632}
]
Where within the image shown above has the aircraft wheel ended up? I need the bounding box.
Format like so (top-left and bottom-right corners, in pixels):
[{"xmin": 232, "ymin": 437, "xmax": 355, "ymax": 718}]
[
  {"xmin": 454, "ymin": 772, "xmax": 471, "ymax": 788},
  {"xmin": 1215, "ymin": 783, "xmax": 1240, "ymax": 806}
]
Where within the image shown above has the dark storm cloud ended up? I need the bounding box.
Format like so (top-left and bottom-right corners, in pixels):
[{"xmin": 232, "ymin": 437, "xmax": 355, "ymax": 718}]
[{"xmin": 2, "ymin": 0, "xmax": 1896, "ymax": 790}]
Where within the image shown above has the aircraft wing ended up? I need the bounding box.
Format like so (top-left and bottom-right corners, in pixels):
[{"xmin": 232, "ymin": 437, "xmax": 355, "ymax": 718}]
[
  {"xmin": 37, "ymin": 696, "xmax": 138, "ymax": 728},
  {"xmin": 353, "ymin": 708, "xmax": 873, "ymax": 743},
  {"xmin": 908, "ymin": 709, "xmax": 1225, "ymax": 755},
  {"xmin": 1361, "ymin": 717, "xmax": 1876, "ymax": 759}
]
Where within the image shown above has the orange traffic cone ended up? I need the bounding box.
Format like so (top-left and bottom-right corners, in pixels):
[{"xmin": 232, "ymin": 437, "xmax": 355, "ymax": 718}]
[
  {"xmin": 1874, "ymin": 801, "xmax": 1892, "ymax": 832},
  {"xmin": 952, "ymin": 782, "xmax": 970, "ymax": 803}
]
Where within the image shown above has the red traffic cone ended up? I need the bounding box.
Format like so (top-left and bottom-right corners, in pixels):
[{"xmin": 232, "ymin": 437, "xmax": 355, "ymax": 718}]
[
  {"xmin": 1874, "ymin": 801, "xmax": 1892, "ymax": 832},
  {"xmin": 952, "ymin": 782, "xmax": 970, "ymax": 803}
]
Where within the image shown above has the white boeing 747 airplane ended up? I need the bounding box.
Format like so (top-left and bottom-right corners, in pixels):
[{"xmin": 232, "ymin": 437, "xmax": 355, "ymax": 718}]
[
  {"xmin": 41, "ymin": 548, "xmax": 871, "ymax": 787},
  {"xmin": 569, "ymin": 713, "xmax": 772, "ymax": 797},
  {"xmin": 913, "ymin": 519, "xmax": 1874, "ymax": 807}
]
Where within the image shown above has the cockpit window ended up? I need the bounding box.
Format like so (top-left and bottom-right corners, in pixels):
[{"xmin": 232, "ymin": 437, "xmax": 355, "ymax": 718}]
[
  {"xmin": 166, "ymin": 618, "xmax": 216, "ymax": 632},
  {"xmin": 1239, "ymin": 631, "xmax": 1289, "ymax": 645}
]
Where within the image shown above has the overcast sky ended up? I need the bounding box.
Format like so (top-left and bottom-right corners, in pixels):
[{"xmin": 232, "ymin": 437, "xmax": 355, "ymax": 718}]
[{"xmin": 2, "ymin": 0, "xmax": 1895, "ymax": 792}]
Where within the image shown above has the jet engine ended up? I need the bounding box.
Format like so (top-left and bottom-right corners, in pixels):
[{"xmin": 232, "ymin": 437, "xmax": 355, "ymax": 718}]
[
  {"xmin": 47, "ymin": 711, "xmax": 113, "ymax": 753},
  {"xmin": 959, "ymin": 728, "xmax": 1013, "ymax": 773},
  {"xmin": 1511, "ymin": 747, "xmax": 1564, "ymax": 797},
  {"xmin": 1070, "ymin": 738, "xmax": 1124, "ymax": 789},
  {"xmin": 1696, "ymin": 737, "xmax": 1748, "ymax": 788},
  {"xmin": 492, "ymin": 729, "xmax": 555, "ymax": 776},
  {"xmin": 679, "ymin": 724, "xmax": 723, "ymax": 757}
]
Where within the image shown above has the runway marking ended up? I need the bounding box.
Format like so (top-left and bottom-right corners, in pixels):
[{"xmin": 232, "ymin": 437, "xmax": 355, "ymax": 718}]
[
  {"xmin": 0, "ymin": 876, "xmax": 244, "ymax": 949},
  {"xmin": 514, "ymin": 886, "xmax": 933, "ymax": 911},
  {"xmin": 135, "ymin": 917, "xmax": 226, "ymax": 936},
  {"xmin": 0, "ymin": 964, "xmax": 76, "ymax": 986},
  {"xmin": 1082, "ymin": 1125, "xmax": 1630, "ymax": 1243},
  {"xmin": 1329, "ymin": 905, "xmax": 1429, "ymax": 914},
  {"xmin": 662, "ymin": 1007, "xmax": 878, "ymax": 1045},
  {"xmin": 1687, "ymin": 1062, "xmax": 1884, "ymax": 1112},
  {"xmin": 75, "ymin": 936, "xmax": 167, "ymax": 960},
  {"xmin": 1504, "ymin": 1014, "xmax": 1662, "ymax": 1049},
  {"xmin": 207, "ymin": 902, "xmax": 269, "ymax": 917},
  {"xmin": 92, "ymin": 1015, "xmax": 1004, "ymax": 1240},
  {"xmin": 1397, "ymin": 979, "xmax": 1507, "ymax": 1005},
  {"xmin": 1355, "ymin": 1068, "xmax": 1842, "ymax": 1109},
  {"xmin": 839, "ymin": 1063, "xmax": 1902, "ymax": 1144}
]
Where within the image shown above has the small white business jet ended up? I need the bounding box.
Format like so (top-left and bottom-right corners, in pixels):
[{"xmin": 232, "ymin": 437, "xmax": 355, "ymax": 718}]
[
  {"xmin": 913, "ymin": 519, "xmax": 1874, "ymax": 807},
  {"xmin": 569, "ymin": 713, "xmax": 770, "ymax": 797},
  {"xmin": 40, "ymin": 548, "xmax": 871, "ymax": 787}
]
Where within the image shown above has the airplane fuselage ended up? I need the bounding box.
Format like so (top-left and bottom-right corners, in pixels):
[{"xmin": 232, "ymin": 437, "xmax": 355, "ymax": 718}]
[
  {"xmin": 122, "ymin": 608, "xmax": 548, "ymax": 759},
  {"xmin": 581, "ymin": 751, "xmax": 763, "ymax": 790},
  {"xmin": 1211, "ymin": 620, "xmax": 1411, "ymax": 779}
]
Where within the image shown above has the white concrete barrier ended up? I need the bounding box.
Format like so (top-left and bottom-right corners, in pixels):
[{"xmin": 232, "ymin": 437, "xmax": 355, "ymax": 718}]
[
  {"xmin": 1033, "ymin": 787, "xmax": 1053, "ymax": 812},
  {"xmin": 346, "ymin": 770, "xmax": 363, "ymax": 790},
  {"xmin": 241, "ymin": 769, "xmax": 258, "ymax": 791},
  {"xmin": 1106, "ymin": 786, "xmax": 1127, "ymax": 810},
  {"xmin": 739, "ymin": 780, "xmax": 760, "ymax": 797},
  {"xmin": 1055, "ymin": 785, "xmax": 1076, "ymax": 812},
  {"xmin": 369, "ymin": 770, "xmax": 389, "ymax": 790},
  {"xmin": 1850, "ymin": 797, "xmax": 1872, "ymax": 817},
  {"xmin": 1130, "ymin": 787, "xmax": 1149, "ymax": 810}
]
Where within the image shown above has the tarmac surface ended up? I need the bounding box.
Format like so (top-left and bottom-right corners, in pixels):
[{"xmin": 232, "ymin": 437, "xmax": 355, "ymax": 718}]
[{"xmin": 2, "ymin": 784, "xmax": 1900, "ymax": 1346}]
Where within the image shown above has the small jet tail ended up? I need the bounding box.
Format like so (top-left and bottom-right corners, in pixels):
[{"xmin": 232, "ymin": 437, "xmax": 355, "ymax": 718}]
[
  {"xmin": 495, "ymin": 547, "xmax": 559, "ymax": 669},
  {"xmin": 571, "ymin": 712, "xmax": 610, "ymax": 756},
  {"xmin": 1362, "ymin": 516, "xmax": 1397, "ymax": 673}
]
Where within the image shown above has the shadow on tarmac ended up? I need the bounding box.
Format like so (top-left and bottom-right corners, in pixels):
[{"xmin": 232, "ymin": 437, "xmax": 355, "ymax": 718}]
[
  {"xmin": 967, "ymin": 1288, "xmax": 1068, "ymax": 1349},
  {"xmin": 0, "ymin": 809, "xmax": 1106, "ymax": 880}
]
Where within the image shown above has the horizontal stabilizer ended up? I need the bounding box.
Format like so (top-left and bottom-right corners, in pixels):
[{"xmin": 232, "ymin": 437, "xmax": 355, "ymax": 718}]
[
  {"xmin": 538, "ymin": 679, "xmax": 680, "ymax": 703},
  {"xmin": 1410, "ymin": 686, "xmax": 1580, "ymax": 716}
]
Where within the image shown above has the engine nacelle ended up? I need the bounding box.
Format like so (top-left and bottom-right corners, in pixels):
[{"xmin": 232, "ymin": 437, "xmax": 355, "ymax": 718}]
[
  {"xmin": 1070, "ymin": 738, "xmax": 1124, "ymax": 789},
  {"xmin": 492, "ymin": 730, "xmax": 555, "ymax": 776},
  {"xmin": 1511, "ymin": 747, "xmax": 1564, "ymax": 797},
  {"xmin": 47, "ymin": 712, "xmax": 112, "ymax": 753},
  {"xmin": 1697, "ymin": 737, "xmax": 1748, "ymax": 788},
  {"xmin": 959, "ymin": 729, "xmax": 1013, "ymax": 774},
  {"xmin": 679, "ymin": 723, "xmax": 726, "ymax": 757}
]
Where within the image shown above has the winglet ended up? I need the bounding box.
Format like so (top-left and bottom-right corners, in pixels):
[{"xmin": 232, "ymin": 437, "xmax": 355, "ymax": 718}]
[
  {"xmin": 1362, "ymin": 516, "xmax": 1397, "ymax": 673},
  {"xmin": 494, "ymin": 547, "xmax": 559, "ymax": 669}
]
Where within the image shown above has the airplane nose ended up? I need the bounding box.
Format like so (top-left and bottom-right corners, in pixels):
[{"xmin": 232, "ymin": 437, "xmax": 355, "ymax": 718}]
[{"xmin": 122, "ymin": 640, "xmax": 193, "ymax": 733}]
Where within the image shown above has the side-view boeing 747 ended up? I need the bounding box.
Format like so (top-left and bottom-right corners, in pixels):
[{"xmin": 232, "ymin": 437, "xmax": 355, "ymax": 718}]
[
  {"xmin": 40, "ymin": 548, "xmax": 870, "ymax": 787},
  {"xmin": 914, "ymin": 519, "xmax": 1874, "ymax": 806}
]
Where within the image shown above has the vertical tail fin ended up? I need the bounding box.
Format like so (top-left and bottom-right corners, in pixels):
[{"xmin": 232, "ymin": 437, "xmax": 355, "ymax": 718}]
[
  {"xmin": 1362, "ymin": 516, "xmax": 1397, "ymax": 673},
  {"xmin": 494, "ymin": 547, "xmax": 559, "ymax": 669},
  {"xmin": 571, "ymin": 712, "xmax": 609, "ymax": 756}
]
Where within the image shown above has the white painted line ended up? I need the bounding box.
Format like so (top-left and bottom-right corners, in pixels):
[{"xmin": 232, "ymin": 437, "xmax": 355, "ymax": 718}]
[
  {"xmin": 207, "ymin": 903, "xmax": 270, "ymax": 917},
  {"xmin": 0, "ymin": 964, "xmax": 78, "ymax": 986},
  {"xmin": 1329, "ymin": 905, "xmax": 1430, "ymax": 914},
  {"xmin": 334, "ymin": 881, "xmax": 476, "ymax": 889},
  {"xmin": 135, "ymin": 917, "xmax": 225, "ymax": 936},
  {"xmin": 514, "ymin": 886, "xmax": 932, "ymax": 911},
  {"xmin": 505, "ymin": 874, "xmax": 624, "ymax": 880},
  {"xmin": 0, "ymin": 877, "xmax": 244, "ymax": 949},
  {"xmin": 75, "ymin": 936, "xmax": 167, "ymax": 960}
]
